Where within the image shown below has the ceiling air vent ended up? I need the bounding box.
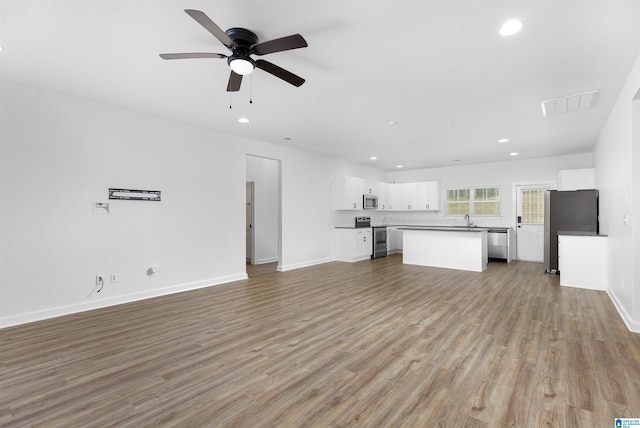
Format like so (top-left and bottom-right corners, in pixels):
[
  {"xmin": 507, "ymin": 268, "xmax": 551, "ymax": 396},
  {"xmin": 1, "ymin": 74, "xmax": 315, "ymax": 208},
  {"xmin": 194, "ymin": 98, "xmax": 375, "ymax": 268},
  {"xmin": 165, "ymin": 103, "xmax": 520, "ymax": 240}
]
[{"xmin": 541, "ymin": 90, "xmax": 599, "ymax": 117}]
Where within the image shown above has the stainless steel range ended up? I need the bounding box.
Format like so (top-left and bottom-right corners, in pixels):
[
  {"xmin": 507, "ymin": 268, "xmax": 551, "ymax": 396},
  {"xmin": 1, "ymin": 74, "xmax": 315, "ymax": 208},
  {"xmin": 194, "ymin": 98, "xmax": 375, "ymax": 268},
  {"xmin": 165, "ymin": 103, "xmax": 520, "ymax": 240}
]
[{"xmin": 354, "ymin": 216, "xmax": 371, "ymax": 228}]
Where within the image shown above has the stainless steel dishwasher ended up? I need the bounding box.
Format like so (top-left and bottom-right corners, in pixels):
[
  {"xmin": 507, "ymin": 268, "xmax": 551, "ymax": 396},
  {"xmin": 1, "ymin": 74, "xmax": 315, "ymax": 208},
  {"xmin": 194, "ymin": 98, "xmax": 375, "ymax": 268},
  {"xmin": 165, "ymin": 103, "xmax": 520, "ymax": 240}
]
[{"xmin": 487, "ymin": 228, "xmax": 509, "ymax": 262}]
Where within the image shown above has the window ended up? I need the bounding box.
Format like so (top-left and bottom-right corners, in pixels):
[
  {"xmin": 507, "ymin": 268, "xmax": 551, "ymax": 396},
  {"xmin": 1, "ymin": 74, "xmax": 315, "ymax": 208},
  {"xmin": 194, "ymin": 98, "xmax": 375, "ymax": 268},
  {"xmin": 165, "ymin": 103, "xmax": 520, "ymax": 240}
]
[
  {"xmin": 521, "ymin": 189, "xmax": 545, "ymax": 224},
  {"xmin": 446, "ymin": 187, "xmax": 501, "ymax": 216},
  {"xmin": 474, "ymin": 187, "xmax": 500, "ymax": 215},
  {"xmin": 446, "ymin": 189, "xmax": 470, "ymax": 215}
]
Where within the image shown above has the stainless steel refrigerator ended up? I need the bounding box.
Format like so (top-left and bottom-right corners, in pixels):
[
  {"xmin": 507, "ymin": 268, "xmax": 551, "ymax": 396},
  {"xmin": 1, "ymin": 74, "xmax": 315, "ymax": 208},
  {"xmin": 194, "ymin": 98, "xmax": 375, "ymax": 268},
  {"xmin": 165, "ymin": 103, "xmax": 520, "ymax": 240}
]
[{"xmin": 544, "ymin": 189, "xmax": 599, "ymax": 273}]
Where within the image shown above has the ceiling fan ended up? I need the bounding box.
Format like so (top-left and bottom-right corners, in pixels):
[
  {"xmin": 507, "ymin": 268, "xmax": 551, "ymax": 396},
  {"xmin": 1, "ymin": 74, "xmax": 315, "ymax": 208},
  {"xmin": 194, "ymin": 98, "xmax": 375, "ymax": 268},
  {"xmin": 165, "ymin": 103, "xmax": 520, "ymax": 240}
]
[{"xmin": 160, "ymin": 9, "xmax": 308, "ymax": 92}]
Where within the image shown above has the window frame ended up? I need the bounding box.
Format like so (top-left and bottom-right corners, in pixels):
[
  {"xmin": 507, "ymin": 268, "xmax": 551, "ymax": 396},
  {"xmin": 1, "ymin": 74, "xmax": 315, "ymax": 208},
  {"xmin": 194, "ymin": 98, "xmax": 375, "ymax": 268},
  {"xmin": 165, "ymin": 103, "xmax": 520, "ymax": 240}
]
[{"xmin": 445, "ymin": 185, "xmax": 502, "ymax": 217}]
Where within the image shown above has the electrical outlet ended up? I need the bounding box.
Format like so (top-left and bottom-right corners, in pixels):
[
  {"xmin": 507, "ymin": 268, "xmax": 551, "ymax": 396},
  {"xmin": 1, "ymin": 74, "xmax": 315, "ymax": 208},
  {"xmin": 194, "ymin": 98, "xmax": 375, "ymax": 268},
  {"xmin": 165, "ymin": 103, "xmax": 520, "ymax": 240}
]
[
  {"xmin": 95, "ymin": 275, "xmax": 105, "ymax": 286},
  {"xmin": 110, "ymin": 273, "xmax": 117, "ymax": 283},
  {"xmin": 92, "ymin": 202, "xmax": 110, "ymax": 214}
]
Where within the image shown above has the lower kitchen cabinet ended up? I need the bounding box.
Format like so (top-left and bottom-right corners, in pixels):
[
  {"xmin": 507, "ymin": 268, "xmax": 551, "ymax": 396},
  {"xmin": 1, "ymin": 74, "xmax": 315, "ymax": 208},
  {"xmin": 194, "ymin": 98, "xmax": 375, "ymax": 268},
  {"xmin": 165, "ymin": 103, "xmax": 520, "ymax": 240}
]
[
  {"xmin": 387, "ymin": 227, "xmax": 403, "ymax": 254},
  {"xmin": 335, "ymin": 228, "xmax": 372, "ymax": 262}
]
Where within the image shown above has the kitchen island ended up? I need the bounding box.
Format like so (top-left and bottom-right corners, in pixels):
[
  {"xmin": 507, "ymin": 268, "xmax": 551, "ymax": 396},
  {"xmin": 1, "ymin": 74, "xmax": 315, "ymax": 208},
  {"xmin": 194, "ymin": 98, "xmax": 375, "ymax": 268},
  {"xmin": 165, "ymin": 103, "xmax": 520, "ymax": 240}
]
[{"xmin": 400, "ymin": 227, "xmax": 488, "ymax": 272}]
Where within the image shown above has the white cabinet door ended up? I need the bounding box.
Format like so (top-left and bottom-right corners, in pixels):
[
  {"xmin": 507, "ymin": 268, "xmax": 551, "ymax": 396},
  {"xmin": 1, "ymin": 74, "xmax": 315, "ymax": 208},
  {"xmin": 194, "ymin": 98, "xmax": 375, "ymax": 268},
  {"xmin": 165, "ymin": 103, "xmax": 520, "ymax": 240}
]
[
  {"xmin": 417, "ymin": 181, "xmax": 440, "ymax": 211},
  {"xmin": 401, "ymin": 181, "xmax": 440, "ymax": 211},
  {"xmin": 378, "ymin": 182, "xmax": 390, "ymax": 211},
  {"xmin": 363, "ymin": 180, "xmax": 378, "ymax": 196},
  {"xmin": 333, "ymin": 176, "xmax": 364, "ymax": 210},
  {"xmin": 388, "ymin": 183, "xmax": 402, "ymax": 211},
  {"xmin": 335, "ymin": 228, "xmax": 372, "ymax": 262},
  {"xmin": 427, "ymin": 181, "xmax": 440, "ymax": 211},
  {"xmin": 401, "ymin": 183, "xmax": 419, "ymax": 210},
  {"xmin": 356, "ymin": 229, "xmax": 372, "ymax": 258}
]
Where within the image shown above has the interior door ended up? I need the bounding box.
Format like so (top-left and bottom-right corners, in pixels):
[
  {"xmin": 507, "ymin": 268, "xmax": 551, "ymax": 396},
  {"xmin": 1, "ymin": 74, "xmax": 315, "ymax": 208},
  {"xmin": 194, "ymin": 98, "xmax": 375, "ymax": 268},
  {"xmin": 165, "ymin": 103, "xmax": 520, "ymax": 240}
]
[{"xmin": 516, "ymin": 184, "xmax": 550, "ymax": 262}]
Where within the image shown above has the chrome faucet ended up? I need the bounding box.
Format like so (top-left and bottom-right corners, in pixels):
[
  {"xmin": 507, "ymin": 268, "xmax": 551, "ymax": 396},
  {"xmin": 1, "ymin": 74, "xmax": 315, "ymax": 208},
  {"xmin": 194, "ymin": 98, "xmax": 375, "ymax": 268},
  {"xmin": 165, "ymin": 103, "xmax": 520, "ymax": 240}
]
[{"xmin": 465, "ymin": 214, "xmax": 472, "ymax": 228}]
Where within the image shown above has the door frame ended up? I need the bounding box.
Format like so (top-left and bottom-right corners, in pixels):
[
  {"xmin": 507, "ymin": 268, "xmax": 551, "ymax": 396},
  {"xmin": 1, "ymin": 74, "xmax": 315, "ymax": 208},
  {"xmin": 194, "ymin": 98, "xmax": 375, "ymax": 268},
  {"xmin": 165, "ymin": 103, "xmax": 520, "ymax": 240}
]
[
  {"xmin": 245, "ymin": 154, "xmax": 282, "ymax": 271},
  {"xmin": 246, "ymin": 181, "xmax": 255, "ymax": 264},
  {"xmin": 512, "ymin": 181, "xmax": 555, "ymax": 261}
]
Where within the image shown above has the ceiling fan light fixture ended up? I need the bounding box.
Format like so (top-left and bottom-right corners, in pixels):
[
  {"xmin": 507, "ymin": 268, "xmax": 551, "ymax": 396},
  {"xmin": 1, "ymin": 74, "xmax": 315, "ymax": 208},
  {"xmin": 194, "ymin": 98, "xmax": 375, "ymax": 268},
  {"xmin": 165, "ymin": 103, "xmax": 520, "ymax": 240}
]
[{"xmin": 229, "ymin": 56, "xmax": 254, "ymax": 75}]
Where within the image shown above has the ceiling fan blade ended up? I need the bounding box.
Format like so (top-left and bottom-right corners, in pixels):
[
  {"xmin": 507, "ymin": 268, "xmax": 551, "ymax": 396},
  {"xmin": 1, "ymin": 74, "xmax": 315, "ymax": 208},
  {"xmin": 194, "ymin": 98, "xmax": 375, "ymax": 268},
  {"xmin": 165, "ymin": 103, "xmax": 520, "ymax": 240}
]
[
  {"xmin": 184, "ymin": 9, "xmax": 235, "ymax": 48},
  {"xmin": 251, "ymin": 34, "xmax": 308, "ymax": 56},
  {"xmin": 227, "ymin": 71, "xmax": 243, "ymax": 92},
  {"xmin": 159, "ymin": 53, "xmax": 227, "ymax": 60},
  {"xmin": 255, "ymin": 60, "xmax": 305, "ymax": 87}
]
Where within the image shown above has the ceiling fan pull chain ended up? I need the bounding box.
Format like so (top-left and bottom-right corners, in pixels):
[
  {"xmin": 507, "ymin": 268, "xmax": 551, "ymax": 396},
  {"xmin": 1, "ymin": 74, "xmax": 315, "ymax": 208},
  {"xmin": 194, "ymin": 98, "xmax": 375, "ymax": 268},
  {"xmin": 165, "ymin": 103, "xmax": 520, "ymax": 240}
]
[
  {"xmin": 229, "ymin": 92, "xmax": 232, "ymax": 109},
  {"xmin": 249, "ymin": 74, "xmax": 253, "ymax": 104}
]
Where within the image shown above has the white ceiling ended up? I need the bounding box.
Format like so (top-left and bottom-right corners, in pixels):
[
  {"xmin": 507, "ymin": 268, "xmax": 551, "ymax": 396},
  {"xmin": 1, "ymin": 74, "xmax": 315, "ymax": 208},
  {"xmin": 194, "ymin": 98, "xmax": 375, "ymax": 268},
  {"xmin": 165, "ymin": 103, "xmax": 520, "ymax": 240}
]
[{"xmin": 1, "ymin": 1, "xmax": 639, "ymax": 170}]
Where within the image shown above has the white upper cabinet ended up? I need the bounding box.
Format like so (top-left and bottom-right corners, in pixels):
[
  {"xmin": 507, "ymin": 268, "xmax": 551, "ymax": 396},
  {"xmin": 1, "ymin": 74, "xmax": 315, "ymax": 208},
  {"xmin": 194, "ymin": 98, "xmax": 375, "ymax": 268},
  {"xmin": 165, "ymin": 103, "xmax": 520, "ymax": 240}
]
[
  {"xmin": 398, "ymin": 182, "xmax": 439, "ymax": 211},
  {"xmin": 363, "ymin": 180, "xmax": 378, "ymax": 196},
  {"xmin": 333, "ymin": 176, "xmax": 364, "ymax": 210},
  {"xmin": 418, "ymin": 181, "xmax": 440, "ymax": 211},
  {"xmin": 557, "ymin": 168, "xmax": 595, "ymax": 191},
  {"xmin": 401, "ymin": 182, "xmax": 420, "ymax": 210},
  {"xmin": 388, "ymin": 183, "xmax": 403, "ymax": 211},
  {"xmin": 333, "ymin": 176, "xmax": 440, "ymax": 211},
  {"xmin": 377, "ymin": 182, "xmax": 390, "ymax": 211}
]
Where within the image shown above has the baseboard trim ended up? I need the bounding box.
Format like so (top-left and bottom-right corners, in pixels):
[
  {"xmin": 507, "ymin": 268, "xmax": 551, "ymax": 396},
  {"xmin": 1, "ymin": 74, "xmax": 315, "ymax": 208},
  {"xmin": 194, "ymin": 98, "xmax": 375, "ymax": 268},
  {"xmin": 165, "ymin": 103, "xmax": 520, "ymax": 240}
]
[
  {"xmin": 607, "ymin": 289, "xmax": 640, "ymax": 333},
  {"xmin": 0, "ymin": 273, "xmax": 248, "ymax": 330}
]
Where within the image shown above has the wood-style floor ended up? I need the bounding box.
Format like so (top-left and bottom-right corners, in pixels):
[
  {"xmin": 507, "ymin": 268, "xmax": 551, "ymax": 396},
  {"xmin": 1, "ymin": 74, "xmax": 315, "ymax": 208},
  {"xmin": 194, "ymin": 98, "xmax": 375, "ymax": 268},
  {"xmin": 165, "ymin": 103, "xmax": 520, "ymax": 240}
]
[
  {"xmin": 246, "ymin": 261, "xmax": 278, "ymax": 278},
  {"xmin": 2, "ymin": 255, "xmax": 639, "ymax": 427}
]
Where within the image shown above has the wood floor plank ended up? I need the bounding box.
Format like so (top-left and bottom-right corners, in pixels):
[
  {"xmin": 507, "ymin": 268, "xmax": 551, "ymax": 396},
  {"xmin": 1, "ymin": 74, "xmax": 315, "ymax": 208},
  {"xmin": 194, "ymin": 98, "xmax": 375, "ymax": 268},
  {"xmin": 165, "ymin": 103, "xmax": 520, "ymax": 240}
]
[{"xmin": 2, "ymin": 255, "xmax": 640, "ymax": 427}]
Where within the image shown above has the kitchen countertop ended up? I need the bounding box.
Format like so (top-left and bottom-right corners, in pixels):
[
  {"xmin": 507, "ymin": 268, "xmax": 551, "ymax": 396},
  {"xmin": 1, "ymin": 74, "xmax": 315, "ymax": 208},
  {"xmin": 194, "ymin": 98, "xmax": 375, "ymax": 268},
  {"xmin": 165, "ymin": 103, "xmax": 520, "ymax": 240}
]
[
  {"xmin": 336, "ymin": 224, "xmax": 511, "ymax": 231},
  {"xmin": 557, "ymin": 230, "xmax": 608, "ymax": 237},
  {"xmin": 398, "ymin": 226, "xmax": 488, "ymax": 232}
]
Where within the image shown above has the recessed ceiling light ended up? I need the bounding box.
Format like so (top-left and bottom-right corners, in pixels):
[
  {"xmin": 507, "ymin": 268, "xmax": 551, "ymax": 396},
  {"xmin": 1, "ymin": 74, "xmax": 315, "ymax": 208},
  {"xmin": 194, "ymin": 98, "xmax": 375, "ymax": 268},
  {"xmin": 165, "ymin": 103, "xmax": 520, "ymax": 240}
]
[
  {"xmin": 510, "ymin": 152, "xmax": 519, "ymax": 156},
  {"xmin": 396, "ymin": 165, "xmax": 404, "ymax": 168},
  {"xmin": 498, "ymin": 138, "xmax": 509, "ymax": 143},
  {"xmin": 0, "ymin": 46, "xmax": 3, "ymax": 52},
  {"xmin": 499, "ymin": 19, "xmax": 523, "ymax": 36},
  {"xmin": 238, "ymin": 117, "xmax": 249, "ymax": 123},
  {"xmin": 370, "ymin": 156, "xmax": 377, "ymax": 160},
  {"xmin": 388, "ymin": 121, "xmax": 397, "ymax": 126}
]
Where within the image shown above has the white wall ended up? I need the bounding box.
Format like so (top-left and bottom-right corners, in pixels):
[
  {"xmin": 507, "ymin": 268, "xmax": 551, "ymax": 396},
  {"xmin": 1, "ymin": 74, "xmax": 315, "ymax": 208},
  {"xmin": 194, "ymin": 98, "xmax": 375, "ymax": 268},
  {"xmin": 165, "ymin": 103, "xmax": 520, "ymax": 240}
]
[
  {"xmin": 246, "ymin": 155, "xmax": 279, "ymax": 264},
  {"xmin": 0, "ymin": 81, "xmax": 248, "ymax": 327},
  {"xmin": 593, "ymin": 52, "xmax": 640, "ymax": 332},
  {"xmin": 384, "ymin": 154, "xmax": 593, "ymax": 228},
  {"xmin": 0, "ymin": 80, "xmax": 383, "ymax": 328}
]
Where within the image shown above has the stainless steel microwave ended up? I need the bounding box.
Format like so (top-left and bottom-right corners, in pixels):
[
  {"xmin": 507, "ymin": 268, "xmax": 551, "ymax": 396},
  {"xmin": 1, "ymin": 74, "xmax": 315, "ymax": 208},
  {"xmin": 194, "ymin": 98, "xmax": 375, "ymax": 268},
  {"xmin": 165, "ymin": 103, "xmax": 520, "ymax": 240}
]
[{"xmin": 363, "ymin": 194, "xmax": 378, "ymax": 210}]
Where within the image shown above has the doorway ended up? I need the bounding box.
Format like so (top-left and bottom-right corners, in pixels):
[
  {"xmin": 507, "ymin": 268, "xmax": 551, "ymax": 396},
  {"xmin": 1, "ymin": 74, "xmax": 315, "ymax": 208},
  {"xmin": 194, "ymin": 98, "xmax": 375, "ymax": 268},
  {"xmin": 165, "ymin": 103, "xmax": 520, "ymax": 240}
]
[
  {"xmin": 246, "ymin": 155, "xmax": 281, "ymax": 276},
  {"xmin": 246, "ymin": 182, "xmax": 255, "ymax": 263},
  {"xmin": 515, "ymin": 183, "xmax": 552, "ymax": 262}
]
